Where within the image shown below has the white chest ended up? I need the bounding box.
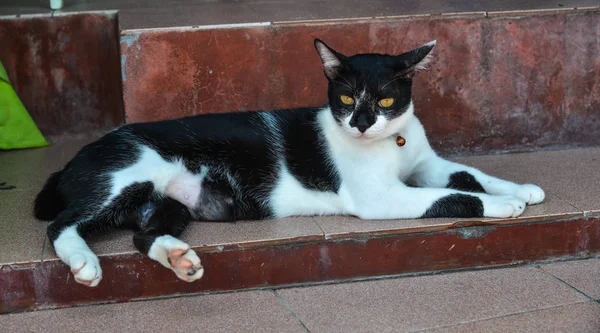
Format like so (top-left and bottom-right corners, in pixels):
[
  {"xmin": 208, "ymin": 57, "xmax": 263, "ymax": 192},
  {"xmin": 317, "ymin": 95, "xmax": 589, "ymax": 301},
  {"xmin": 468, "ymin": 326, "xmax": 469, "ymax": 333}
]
[{"xmin": 330, "ymin": 119, "xmax": 428, "ymax": 186}]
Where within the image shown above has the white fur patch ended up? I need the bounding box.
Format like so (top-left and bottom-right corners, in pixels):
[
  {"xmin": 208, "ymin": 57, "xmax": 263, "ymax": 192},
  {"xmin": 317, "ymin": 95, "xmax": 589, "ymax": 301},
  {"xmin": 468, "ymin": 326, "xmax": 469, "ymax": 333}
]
[
  {"xmin": 269, "ymin": 162, "xmax": 346, "ymax": 217},
  {"xmin": 315, "ymin": 41, "xmax": 341, "ymax": 68},
  {"xmin": 354, "ymin": 88, "xmax": 367, "ymax": 108},
  {"xmin": 479, "ymin": 195, "xmax": 526, "ymax": 218},
  {"xmin": 413, "ymin": 40, "xmax": 437, "ymax": 72},
  {"xmin": 106, "ymin": 145, "xmax": 206, "ymax": 208}
]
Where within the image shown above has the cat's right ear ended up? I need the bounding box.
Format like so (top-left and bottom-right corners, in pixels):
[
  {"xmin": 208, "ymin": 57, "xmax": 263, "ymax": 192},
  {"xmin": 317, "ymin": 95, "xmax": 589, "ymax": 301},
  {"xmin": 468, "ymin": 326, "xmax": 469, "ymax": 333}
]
[{"xmin": 314, "ymin": 39, "xmax": 346, "ymax": 81}]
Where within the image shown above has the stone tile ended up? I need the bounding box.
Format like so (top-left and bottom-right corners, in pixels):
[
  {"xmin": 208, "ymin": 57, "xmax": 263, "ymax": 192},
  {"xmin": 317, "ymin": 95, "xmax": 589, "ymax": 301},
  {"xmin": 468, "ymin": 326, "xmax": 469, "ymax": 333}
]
[
  {"xmin": 0, "ymin": 290, "xmax": 306, "ymax": 333},
  {"xmin": 0, "ymin": 0, "xmax": 50, "ymax": 16},
  {"xmin": 0, "ymin": 190, "xmax": 46, "ymax": 264},
  {"xmin": 430, "ymin": 302, "xmax": 600, "ymax": 333},
  {"xmin": 183, "ymin": 217, "xmax": 324, "ymax": 248},
  {"xmin": 454, "ymin": 148, "xmax": 600, "ymax": 213},
  {"xmin": 117, "ymin": 3, "xmax": 262, "ymax": 30},
  {"xmin": 0, "ymin": 147, "xmax": 58, "ymax": 192},
  {"xmin": 278, "ymin": 266, "xmax": 588, "ymax": 332},
  {"xmin": 542, "ymin": 259, "xmax": 600, "ymax": 300},
  {"xmin": 0, "ymin": 138, "xmax": 93, "ymax": 192}
]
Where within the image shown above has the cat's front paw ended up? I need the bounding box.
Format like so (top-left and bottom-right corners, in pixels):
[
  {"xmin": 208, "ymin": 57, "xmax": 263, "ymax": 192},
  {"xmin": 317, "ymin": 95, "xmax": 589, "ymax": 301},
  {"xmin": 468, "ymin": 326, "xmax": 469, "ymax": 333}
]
[
  {"xmin": 68, "ymin": 251, "xmax": 102, "ymax": 287},
  {"xmin": 514, "ymin": 184, "xmax": 545, "ymax": 205},
  {"xmin": 482, "ymin": 195, "xmax": 526, "ymax": 218}
]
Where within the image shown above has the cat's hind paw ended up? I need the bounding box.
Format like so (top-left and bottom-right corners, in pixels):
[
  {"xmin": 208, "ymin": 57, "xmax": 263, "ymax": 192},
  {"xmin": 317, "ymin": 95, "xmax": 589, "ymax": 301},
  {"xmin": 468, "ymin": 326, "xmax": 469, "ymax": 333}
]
[
  {"xmin": 515, "ymin": 184, "xmax": 545, "ymax": 205},
  {"xmin": 149, "ymin": 235, "xmax": 204, "ymax": 282},
  {"xmin": 482, "ymin": 195, "xmax": 526, "ymax": 218},
  {"xmin": 68, "ymin": 251, "xmax": 102, "ymax": 287}
]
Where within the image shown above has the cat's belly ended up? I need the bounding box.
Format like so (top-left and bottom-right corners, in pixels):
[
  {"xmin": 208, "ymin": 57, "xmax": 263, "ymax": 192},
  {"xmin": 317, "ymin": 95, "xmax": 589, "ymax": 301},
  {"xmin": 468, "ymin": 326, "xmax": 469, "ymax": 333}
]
[
  {"xmin": 269, "ymin": 163, "xmax": 346, "ymax": 217},
  {"xmin": 107, "ymin": 145, "xmax": 205, "ymax": 208}
]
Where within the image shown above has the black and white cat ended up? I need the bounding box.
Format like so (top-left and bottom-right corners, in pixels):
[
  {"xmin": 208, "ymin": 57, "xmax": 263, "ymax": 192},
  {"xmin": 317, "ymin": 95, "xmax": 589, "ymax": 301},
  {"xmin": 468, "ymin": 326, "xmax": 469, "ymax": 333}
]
[{"xmin": 34, "ymin": 39, "xmax": 545, "ymax": 287}]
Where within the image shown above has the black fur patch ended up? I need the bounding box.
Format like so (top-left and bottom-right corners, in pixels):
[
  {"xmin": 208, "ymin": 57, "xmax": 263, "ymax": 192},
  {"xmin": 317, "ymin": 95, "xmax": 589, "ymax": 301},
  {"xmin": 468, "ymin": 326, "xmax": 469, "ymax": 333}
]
[
  {"xmin": 33, "ymin": 171, "xmax": 64, "ymax": 220},
  {"xmin": 282, "ymin": 110, "xmax": 340, "ymax": 193},
  {"xmin": 447, "ymin": 171, "xmax": 485, "ymax": 193},
  {"xmin": 422, "ymin": 194, "xmax": 484, "ymax": 218},
  {"xmin": 132, "ymin": 198, "xmax": 192, "ymax": 254}
]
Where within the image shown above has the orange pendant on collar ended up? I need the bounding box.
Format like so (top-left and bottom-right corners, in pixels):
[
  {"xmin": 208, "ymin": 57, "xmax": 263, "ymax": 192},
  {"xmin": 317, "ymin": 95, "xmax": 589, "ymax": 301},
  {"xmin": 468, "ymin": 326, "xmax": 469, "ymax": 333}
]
[{"xmin": 396, "ymin": 135, "xmax": 406, "ymax": 147}]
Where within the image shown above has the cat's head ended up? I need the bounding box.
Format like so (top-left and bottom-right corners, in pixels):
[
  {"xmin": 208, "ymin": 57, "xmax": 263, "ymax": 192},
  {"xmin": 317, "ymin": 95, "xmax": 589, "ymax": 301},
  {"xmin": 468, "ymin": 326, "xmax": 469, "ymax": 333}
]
[{"xmin": 314, "ymin": 39, "xmax": 435, "ymax": 140}]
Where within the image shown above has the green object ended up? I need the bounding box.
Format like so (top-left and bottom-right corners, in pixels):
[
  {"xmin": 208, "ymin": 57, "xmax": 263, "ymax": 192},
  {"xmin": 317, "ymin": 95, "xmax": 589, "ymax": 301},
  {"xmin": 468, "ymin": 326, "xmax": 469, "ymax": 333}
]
[{"xmin": 0, "ymin": 60, "xmax": 49, "ymax": 149}]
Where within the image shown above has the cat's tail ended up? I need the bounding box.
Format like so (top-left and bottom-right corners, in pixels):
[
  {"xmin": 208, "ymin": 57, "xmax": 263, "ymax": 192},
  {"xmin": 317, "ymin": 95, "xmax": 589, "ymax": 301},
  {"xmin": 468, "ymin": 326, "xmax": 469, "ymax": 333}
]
[{"xmin": 34, "ymin": 170, "xmax": 65, "ymax": 220}]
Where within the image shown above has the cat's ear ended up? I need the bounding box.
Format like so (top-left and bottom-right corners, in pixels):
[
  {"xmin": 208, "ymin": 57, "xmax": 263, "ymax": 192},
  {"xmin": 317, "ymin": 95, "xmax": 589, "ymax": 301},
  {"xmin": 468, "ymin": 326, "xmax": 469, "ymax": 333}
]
[
  {"xmin": 395, "ymin": 40, "xmax": 436, "ymax": 78},
  {"xmin": 314, "ymin": 39, "xmax": 347, "ymax": 80}
]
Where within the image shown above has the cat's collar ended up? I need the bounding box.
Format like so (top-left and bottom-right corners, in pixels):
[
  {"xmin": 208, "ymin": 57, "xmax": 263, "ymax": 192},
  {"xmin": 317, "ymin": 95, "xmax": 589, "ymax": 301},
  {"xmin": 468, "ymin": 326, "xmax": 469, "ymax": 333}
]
[{"xmin": 395, "ymin": 134, "xmax": 406, "ymax": 147}]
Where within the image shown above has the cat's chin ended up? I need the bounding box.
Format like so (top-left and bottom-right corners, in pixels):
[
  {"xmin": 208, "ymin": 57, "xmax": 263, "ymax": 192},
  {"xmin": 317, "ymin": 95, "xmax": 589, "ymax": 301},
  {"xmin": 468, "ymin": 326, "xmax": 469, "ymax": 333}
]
[{"xmin": 342, "ymin": 128, "xmax": 389, "ymax": 141}]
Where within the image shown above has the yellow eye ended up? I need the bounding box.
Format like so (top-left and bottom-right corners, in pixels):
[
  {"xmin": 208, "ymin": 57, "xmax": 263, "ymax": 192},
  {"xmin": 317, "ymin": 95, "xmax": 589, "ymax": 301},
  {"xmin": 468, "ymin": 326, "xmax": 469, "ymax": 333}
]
[
  {"xmin": 340, "ymin": 95, "xmax": 354, "ymax": 105},
  {"xmin": 378, "ymin": 98, "xmax": 394, "ymax": 108}
]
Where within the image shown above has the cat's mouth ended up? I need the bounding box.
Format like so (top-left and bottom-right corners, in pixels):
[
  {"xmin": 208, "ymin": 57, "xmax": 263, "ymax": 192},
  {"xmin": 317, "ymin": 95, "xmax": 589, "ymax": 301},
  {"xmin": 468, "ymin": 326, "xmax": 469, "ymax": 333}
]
[{"xmin": 343, "ymin": 127, "xmax": 386, "ymax": 140}]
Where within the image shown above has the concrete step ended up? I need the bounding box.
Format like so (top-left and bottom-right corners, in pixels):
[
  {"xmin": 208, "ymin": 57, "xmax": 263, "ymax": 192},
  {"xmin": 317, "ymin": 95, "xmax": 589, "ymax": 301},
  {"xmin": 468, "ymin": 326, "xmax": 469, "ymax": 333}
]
[{"xmin": 1, "ymin": 142, "xmax": 599, "ymax": 313}]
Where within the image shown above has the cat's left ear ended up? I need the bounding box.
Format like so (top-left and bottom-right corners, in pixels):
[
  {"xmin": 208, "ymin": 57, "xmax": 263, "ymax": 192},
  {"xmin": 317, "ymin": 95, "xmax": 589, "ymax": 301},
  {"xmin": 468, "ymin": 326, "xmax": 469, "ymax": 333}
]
[
  {"xmin": 395, "ymin": 40, "xmax": 437, "ymax": 78},
  {"xmin": 314, "ymin": 39, "xmax": 347, "ymax": 81}
]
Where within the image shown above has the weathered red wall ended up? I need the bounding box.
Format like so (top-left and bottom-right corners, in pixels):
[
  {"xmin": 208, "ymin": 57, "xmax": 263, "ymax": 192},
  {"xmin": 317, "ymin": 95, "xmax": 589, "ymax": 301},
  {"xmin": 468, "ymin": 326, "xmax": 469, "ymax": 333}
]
[
  {"xmin": 121, "ymin": 9, "xmax": 600, "ymax": 155},
  {"xmin": 0, "ymin": 13, "xmax": 124, "ymax": 142}
]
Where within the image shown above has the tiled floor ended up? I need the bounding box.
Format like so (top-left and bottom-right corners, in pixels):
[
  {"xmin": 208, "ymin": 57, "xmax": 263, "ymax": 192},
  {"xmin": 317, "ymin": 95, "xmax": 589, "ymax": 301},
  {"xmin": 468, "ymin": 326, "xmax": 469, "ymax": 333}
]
[
  {"xmin": 1, "ymin": 259, "xmax": 599, "ymax": 332},
  {"xmin": 1, "ymin": 0, "xmax": 599, "ymax": 29},
  {"xmin": 0, "ymin": 142, "xmax": 599, "ymax": 265}
]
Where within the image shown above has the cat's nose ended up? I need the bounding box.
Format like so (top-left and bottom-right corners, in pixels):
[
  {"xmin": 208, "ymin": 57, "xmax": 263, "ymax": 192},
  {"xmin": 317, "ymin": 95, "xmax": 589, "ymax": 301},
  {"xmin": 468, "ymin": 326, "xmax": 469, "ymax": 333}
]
[
  {"xmin": 355, "ymin": 124, "xmax": 369, "ymax": 133},
  {"xmin": 349, "ymin": 112, "xmax": 372, "ymax": 133}
]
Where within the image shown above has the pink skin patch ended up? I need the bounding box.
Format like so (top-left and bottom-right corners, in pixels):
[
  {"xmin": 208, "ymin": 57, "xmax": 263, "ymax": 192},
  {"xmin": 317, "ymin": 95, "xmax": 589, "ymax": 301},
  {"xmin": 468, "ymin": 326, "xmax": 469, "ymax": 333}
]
[{"xmin": 165, "ymin": 175, "xmax": 201, "ymax": 208}]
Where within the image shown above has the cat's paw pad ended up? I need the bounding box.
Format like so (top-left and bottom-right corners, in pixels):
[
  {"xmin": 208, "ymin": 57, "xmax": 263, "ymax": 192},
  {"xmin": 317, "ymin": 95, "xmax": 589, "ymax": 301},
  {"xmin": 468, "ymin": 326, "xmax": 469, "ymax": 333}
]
[
  {"xmin": 515, "ymin": 184, "xmax": 545, "ymax": 205},
  {"xmin": 483, "ymin": 195, "xmax": 526, "ymax": 218},
  {"xmin": 69, "ymin": 252, "xmax": 102, "ymax": 287},
  {"xmin": 168, "ymin": 248, "xmax": 204, "ymax": 282}
]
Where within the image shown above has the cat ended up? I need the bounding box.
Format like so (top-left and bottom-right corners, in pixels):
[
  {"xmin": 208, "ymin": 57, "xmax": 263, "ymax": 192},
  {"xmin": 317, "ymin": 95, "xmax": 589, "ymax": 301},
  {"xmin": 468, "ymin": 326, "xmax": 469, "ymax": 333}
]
[{"xmin": 34, "ymin": 39, "xmax": 545, "ymax": 287}]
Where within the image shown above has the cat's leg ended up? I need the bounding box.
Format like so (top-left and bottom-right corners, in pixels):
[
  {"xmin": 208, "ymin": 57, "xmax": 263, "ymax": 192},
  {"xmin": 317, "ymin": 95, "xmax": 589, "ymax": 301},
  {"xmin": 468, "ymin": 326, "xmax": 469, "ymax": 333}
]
[
  {"xmin": 410, "ymin": 155, "xmax": 545, "ymax": 205},
  {"xmin": 132, "ymin": 198, "xmax": 204, "ymax": 282},
  {"xmin": 47, "ymin": 210, "xmax": 102, "ymax": 287},
  {"xmin": 345, "ymin": 182, "xmax": 526, "ymax": 220}
]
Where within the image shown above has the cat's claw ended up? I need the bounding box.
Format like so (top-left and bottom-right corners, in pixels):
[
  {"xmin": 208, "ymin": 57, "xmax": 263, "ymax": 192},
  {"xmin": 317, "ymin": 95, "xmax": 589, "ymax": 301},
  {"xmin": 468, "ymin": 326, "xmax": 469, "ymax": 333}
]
[
  {"xmin": 515, "ymin": 184, "xmax": 545, "ymax": 205},
  {"xmin": 482, "ymin": 195, "xmax": 527, "ymax": 218},
  {"xmin": 68, "ymin": 251, "xmax": 102, "ymax": 287}
]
